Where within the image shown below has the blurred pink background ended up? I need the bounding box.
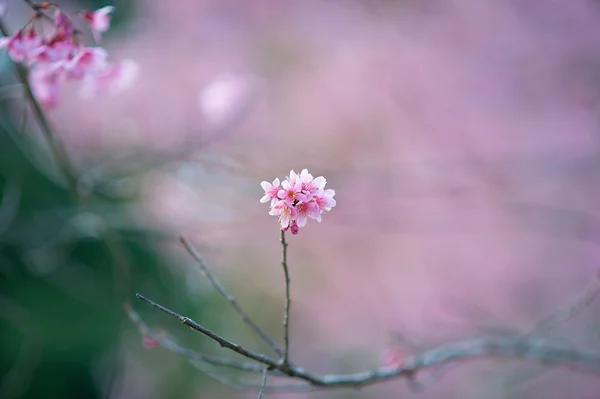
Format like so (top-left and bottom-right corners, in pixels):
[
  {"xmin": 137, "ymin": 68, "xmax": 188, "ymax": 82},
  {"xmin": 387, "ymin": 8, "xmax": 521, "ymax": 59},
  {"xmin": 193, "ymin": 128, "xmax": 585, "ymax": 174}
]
[{"xmin": 7, "ymin": 0, "xmax": 600, "ymax": 397}]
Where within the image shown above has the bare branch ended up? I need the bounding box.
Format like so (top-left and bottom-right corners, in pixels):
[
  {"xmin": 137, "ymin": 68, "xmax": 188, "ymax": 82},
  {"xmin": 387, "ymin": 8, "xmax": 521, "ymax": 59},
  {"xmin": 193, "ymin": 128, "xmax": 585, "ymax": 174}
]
[
  {"xmin": 134, "ymin": 294, "xmax": 600, "ymax": 392},
  {"xmin": 135, "ymin": 294, "xmax": 285, "ymax": 371},
  {"xmin": 127, "ymin": 302, "xmax": 321, "ymax": 393},
  {"xmin": 280, "ymin": 230, "xmax": 291, "ymax": 365},
  {"xmin": 179, "ymin": 235, "xmax": 283, "ymax": 357},
  {"xmin": 124, "ymin": 302, "xmax": 271, "ymax": 373},
  {"xmin": 318, "ymin": 336, "xmax": 600, "ymax": 387}
]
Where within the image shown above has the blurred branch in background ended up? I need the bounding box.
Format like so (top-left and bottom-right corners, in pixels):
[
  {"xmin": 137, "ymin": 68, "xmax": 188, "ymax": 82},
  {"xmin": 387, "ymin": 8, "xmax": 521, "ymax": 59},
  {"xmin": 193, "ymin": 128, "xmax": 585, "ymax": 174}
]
[
  {"xmin": 1, "ymin": 0, "xmax": 600, "ymax": 398},
  {"xmin": 180, "ymin": 235, "xmax": 283, "ymax": 357},
  {"xmin": 0, "ymin": 3, "xmax": 203, "ymax": 398},
  {"xmin": 531, "ymin": 272, "xmax": 600, "ymax": 335},
  {"xmin": 0, "ymin": 18, "xmax": 79, "ymax": 200},
  {"xmin": 0, "ymin": 105, "xmax": 192, "ymax": 397},
  {"xmin": 76, "ymin": 73, "xmax": 259, "ymax": 199},
  {"xmin": 130, "ymin": 237, "xmax": 600, "ymax": 395}
]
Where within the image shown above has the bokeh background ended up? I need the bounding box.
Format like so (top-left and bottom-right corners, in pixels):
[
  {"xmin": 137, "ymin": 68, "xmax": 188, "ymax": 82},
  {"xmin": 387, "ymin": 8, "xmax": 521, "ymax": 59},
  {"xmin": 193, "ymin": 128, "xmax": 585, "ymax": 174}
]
[{"xmin": 2, "ymin": 0, "xmax": 600, "ymax": 398}]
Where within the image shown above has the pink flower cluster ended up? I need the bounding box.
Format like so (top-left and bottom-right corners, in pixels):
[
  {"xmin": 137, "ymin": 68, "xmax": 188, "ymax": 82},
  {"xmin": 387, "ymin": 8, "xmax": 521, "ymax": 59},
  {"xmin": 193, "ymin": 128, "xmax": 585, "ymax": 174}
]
[
  {"xmin": 0, "ymin": 5, "xmax": 137, "ymax": 109},
  {"xmin": 261, "ymin": 169, "xmax": 336, "ymax": 234}
]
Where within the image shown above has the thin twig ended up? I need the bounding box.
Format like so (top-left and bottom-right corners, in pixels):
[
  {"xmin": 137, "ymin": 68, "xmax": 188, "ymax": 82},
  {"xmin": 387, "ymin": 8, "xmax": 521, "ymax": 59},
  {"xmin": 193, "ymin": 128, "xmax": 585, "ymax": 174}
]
[
  {"xmin": 135, "ymin": 294, "xmax": 287, "ymax": 371},
  {"xmin": 179, "ymin": 235, "xmax": 283, "ymax": 357},
  {"xmin": 128, "ymin": 302, "xmax": 316, "ymax": 392},
  {"xmin": 258, "ymin": 367, "xmax": 268, "ymax": 399},
  {"xmin": 23, "ymin": 0, "xmax": 62, "ymax": 25},
  {"xmin": 124, "ymin": 302, "xmax": 272, "ymax": 373},
  {"xmin": 280, "ymin": 229, "xmax": 291, "ymax": 365},
  {"xmin": 531, "ymin": 273, "xmax": 600, "ymax": 335}
]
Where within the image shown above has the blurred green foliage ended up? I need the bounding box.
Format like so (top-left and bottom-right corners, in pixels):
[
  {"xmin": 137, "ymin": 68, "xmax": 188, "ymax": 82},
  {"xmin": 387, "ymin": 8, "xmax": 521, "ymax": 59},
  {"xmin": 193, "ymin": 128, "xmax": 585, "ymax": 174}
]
[
  {"xmin": 0, "ymin": 106, "xmax": 193, "ymax": 397},
  {"xmin": 0, "ymin": 3, "xmax": 203, "ymax": 397}
]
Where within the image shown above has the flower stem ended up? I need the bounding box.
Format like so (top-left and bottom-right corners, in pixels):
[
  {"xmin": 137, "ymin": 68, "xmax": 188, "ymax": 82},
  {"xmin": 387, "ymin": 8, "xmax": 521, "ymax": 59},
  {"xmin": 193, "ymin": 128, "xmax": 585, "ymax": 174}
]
[{"xmin": 280, "ymin": 229, "xmax": 290, "ymax": 365}]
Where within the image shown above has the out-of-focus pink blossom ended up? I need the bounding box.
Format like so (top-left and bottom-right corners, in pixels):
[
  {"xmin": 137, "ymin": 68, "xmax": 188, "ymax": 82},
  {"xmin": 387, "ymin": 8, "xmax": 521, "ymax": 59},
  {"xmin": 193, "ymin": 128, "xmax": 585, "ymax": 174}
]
[
  {"xmin": 34, "ymin": 33, "xmax": 77, "ymax": 65},
  {"xmin": 80, "ymin": 59, "xmax": 139, "ymax": 98},
  {"xmin": 262, "ymin": 169, "xmax": 336, "ymax": 233},
  {"xmin": 64, "ymin": 47, "xmax": 108, "ymax": 79},
  {"xmin": 80, "ymin": 6, "xmax": 115, "ymax": 42},
  {"xmin": 143, "ymin": 336, "xmax": 160, "ymax": 350},
  {"xmin": 0, "ymin": 29, "xmax": 40, "ymax": 63},
  {"xmin": 54, "ymin": 10, "xmax": 73, "ymax": 36},
  {"xmin": 0, "ymin": 4, "xmax": 136, "ymax": 108},
  {"xmin": 30, "ymin": 65, "xmax": 60, "ymax": 109},
  {"xmin": 197, "ymin": 73, "xmax": 257, "ymax": 127}
]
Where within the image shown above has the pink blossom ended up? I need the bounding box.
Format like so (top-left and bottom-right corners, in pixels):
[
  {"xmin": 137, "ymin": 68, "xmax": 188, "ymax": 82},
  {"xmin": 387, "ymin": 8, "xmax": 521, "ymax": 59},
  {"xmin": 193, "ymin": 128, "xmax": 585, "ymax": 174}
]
[
  {"xmin": 54, "ymin": 10, "xmax": 73, "ymax": 36},
  {"xmin": 197, "ymin": 73, "xmax": 258, "ymax": 127},
  {"xmin": 269, "ymin": 200, "xmax": 297, "ymax": 229},
  {"xmin": 287, "ymin": 169, "xmax": 301, "ymax": 185},
  {"xmin": 260, "ymin": 178, "xmax": 280, "ymax": 204},
  {"xmin": 104, "ymin": 59, "xmax": 139, "ymax": 93},
  {"xmin": 261, "ymin": 169, "xmax": 336, "ymax": 234},
  {"xmin": 143, "ymin": 336, "xmax": 160, "ymax": 349},
  {"xmin": 314, "ymin": 189, "xmax": 336, "ymax": 214},
  {"xmin": 289, "ymin": 220, "xmax": 299, "ymax": 235},
  {"xmin": 268, "ymin": 199, "xmax": 285, "ymax": 218},
  {"xmin": 0, "ymin": 29, "xmax": 40, "ymax": 63},
  {"xmin": 278, "ymin": 180, "xmax": 306, "ymax": 205},
  {"xmin": 298, "ymin": 169, "xmax": 314, "ymax": 188},
  {"xmin": 309, "ymin": 175, "xmax": 326, "ymax": 192},
  {"xmin": 34, "ymin": 33, "xmax": 77, "ymax": 65},
  {"xmin": 296, "ymin": 169, "xmax": 314, "ymax": 198},
  {"xmin": 80, "ymin": 6, "xmax": 115, "ymax": 42},
  {"xmin": 287, "ymin": 169, "xmax": 327, "ymax": 199},
  {"xmin": 64, "ymin": 47, "xmax": 108, "ymax": 79},
  {"xmin": 0, "ymin": 4, "xmax": 134, "ymax": 108},
  {"xmin": 79, "ymin": 59, "xmax": 139, "ymax": 98},
  {"xmin": 30, "ymin": 65, "xmax": 60, "ymax": 109},
  {"xmin": 295, "ymin": 201, "xmax": 320, "ymax": 227}
]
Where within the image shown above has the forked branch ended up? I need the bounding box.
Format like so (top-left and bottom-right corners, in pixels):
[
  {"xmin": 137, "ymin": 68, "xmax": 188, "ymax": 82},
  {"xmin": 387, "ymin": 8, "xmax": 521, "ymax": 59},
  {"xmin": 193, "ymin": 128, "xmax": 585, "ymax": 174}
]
[
  {"xmin": 134, "ymin": 291, "xmax": 600, "ymax": 392},
  {"xmin": 180, "ymin": 235, "xmax": 283, "ymax": 357},
  {"xmin": 131, "ymin": 229, "xmax": 600, "ymax": 394}
]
